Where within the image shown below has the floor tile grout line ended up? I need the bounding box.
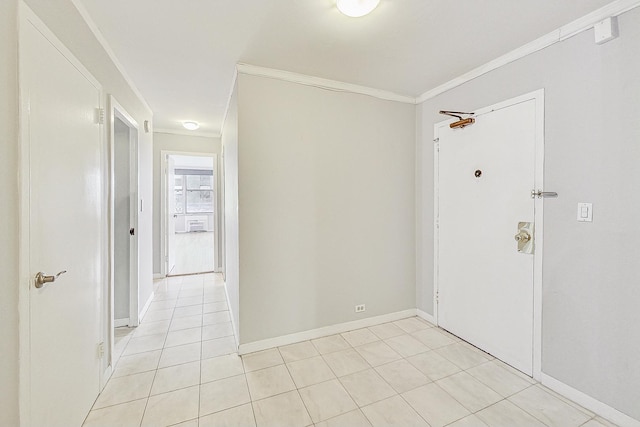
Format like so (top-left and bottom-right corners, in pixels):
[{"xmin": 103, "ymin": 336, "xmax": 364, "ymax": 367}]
[
  {"xmin": 506, "ymin": 384, "xmax": 581, "ymax": 427},
  {"xmin": 140, "ymin": 275, "xmax": 188, "ymax": 426},
  {"xmin": 280, "ymin": 352, "xmax": 317, "ymax": 424},
  {"xmin": 395, "ymin": 389, "xmax": 434, "ymax": 426},
  {"xmin": 196, "ymin": 286, "xmax": 204, "ymax": 424},
  {"xmin": 97, "ymin": 301, "xmax": 600, "ymax": 427},
  {"xmin": 238, "ymin": 348, "xmax": 260, "ymax": 427}
]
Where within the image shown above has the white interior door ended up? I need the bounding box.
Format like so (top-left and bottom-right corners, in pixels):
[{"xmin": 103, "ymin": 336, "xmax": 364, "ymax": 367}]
[
  {"xmin": 22, "ymin": 17, "xmax": 103, "ymax": 426},
  {"xmin": 437, "ymin": 96, "xmax": 538, "ymax": 375},
  {"xmin": 167, "ymin": 155, "xmax": 177, "ymax": 274}
]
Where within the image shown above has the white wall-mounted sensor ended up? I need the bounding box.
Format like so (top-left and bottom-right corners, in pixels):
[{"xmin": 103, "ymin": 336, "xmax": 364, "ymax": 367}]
[{"xmin": 594, "ymin": 17, "xmax": 618, "ymax": 45}]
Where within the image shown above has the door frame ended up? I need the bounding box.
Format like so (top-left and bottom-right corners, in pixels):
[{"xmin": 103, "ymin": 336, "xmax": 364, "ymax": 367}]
[
  {"xmin": 105, "ymin": 96, "xmax": 140, "ymax": 381},
  {"xmin": 160, "ymin": 151, "xmax": 219, "ymax": 276},
  {"xmin": 433, "ymin": 89, "xmax": 545, "ymax": 380},
  {"xmin": 18, "ymin": 3, "xmax": 106, "ymax": 422}
]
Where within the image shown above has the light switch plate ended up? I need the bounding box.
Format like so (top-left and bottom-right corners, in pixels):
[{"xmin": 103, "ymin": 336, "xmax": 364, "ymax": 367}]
[{"xmin": 577, "ymin": 203, "xmax": 593, "ymax": 222}]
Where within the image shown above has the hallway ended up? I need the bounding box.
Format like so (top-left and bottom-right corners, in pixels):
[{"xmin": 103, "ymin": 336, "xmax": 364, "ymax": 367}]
[{"xmin": 82, "ymin": 274, "xmax": 614, "ymax": 427}]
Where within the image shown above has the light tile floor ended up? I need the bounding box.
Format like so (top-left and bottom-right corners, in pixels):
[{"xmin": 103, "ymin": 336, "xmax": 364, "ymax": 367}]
[{"xmin": 84, "ymin": 273, "xmax": 618, "ymax": 427}]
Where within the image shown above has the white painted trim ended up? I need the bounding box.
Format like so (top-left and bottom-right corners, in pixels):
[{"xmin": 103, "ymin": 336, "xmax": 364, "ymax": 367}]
[
  {"xmin": 416, "ymin": 309, "xmax": 435, "ymax": 325},
  {"xmin": 237, "ymin": 63, "xmax": 417, "ymax": 105},
  {"xmin": 113, "ymin": 318, "xmax": 130, "ymax": 328},
  {"xmin": 540, "ymin": 373, "xmax": 640, "ymax": 427},
  {"xmin": 108, "ymin": 95, "xmax": 141, "ymax": 380},
  {"xmin": 417, "ymin": 0, "xmax": 640, "ymax": 103},
  {"xmin": 238, "ymin": 309, "xmax": 417, "ymax": 355},
  {"xmin": 69, "ymin": 0, "xmax": 153, "ymax": 114},
  {"xmin": 153, "ymin": 273, "xmax": 165, "ymax": 279},
  {"xmin": 101, "ymin": 365, "xmax": 113, "ymax": 392},
  {"xmin": 432, "ymin": 134, "xmax": 440, "ymax": 326},
  {"xmin": 154, "ymin": 128, "xmax": 221, "ymax": 139},
  {"xmin": 433, "ymin": 90, "xmax": 545, "ymax": 381},
  {"xmin": 531, "ymin": 89, "xmax": 546, "ymax": 381},
  {"xmin": 221, "ymin": 68, "xmax": 238, "ymax": 137},
  {"xmin": 223, "ymin": 281, "xmax": 240, "ymax": 352},
  {"xmin": 138, "ymin": 291, "xmax": 155, "ymax": 322},
  {"xmin": 18, "ymin": 4, "xmax": 106, "ymax": 423}
]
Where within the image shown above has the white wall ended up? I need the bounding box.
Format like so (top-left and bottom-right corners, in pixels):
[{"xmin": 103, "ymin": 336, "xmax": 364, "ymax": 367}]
[
  {"xmin": 152, "ymin": 132, "xmax": 221, "ymax": 274},
  {"xmin": 417, "ymin": 8, "xmax": 640, "ymax": 421},
  {"xmin": 222, "ymin": 84, "xmax": 240, "ymax": 340},
  {"xmin": 237, "ymin": 73, "xmax": 416, "ymax": 345},
  {"xmin": 0, "ymin": 0, "xmax": 19, "ymax": 424}
]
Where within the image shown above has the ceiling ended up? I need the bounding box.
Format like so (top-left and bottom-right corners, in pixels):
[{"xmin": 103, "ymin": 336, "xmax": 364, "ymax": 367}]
[{"xmin": 77, "ymin": 0, "xmax": 612, "ymax": 136}]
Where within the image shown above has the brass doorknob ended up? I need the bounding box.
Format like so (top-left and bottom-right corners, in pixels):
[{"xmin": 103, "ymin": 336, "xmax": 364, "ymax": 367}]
[
  {"xmin": 34, "ymin": 270, "xmax": 67, "ymax": 289},
  {"xmin": 514, "ymin": 231, "xmax": 531, "ymax": 243}
]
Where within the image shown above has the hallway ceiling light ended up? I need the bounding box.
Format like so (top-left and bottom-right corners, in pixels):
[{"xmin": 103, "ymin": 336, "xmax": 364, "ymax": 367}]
[
  {"xmin": 336, "ymin": 0, "xmax": 380, "ymax": 17},
  {"xmin": 182, "ymin": 121, "xmax": 200, "ymax": 130}
]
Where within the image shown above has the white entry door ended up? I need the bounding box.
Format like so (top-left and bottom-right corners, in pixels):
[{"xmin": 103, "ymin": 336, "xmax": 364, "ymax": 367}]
[
  {"xmin": 436, "ymin": 93, "xmax": 543, "ymax": 376},
  {"xmin": 21, "ymin": 14, "xmax": 103, "ymax": 426}
]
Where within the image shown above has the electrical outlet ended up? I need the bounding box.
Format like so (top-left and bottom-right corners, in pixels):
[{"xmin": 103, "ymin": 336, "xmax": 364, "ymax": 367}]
[{"xmin": 355, "ymin": 304, "xmax": 366, "ymax": 313}]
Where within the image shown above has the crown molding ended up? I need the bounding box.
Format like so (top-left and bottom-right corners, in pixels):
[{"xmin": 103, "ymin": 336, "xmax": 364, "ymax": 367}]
[
  {"xmin": 236, "ymin": 63, "xmax": 417, "ymax": 105},
  {"xmin": 70, "ymin": 0, "xmax": 153, "ymax": 114},
  {"xmin": 154, "ymin": 128, "xmax": 221, "ymax": 139},
  {"xmin": 417, "ymin": 0, "xmax": 640, "ymax": 103}
]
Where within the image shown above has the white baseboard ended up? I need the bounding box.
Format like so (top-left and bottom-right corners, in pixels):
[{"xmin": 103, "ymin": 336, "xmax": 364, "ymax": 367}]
[
  {"xmin": 100, "ymin": 365, "xmax": 113, "ymax": 391},
  {"xmin": 238, "ymin": 309, "xmax": 417, "ymax": 355},
  {"xmin": 113, "ymin": 318, "xmax": 129, "ymax": 328},
  {"xmin": 540, "ymin": 373, "xmax": 640, "ymax": 427},
  {"xmin": 153, "ymin": 273, "xmax": 165, "ymax": 279},
  {"xmin": 416, "ymin": 309, "xmax": 436, "ymax": 325},
  {"xmin": 222, "ymin": 282, "xmax": 239, "ymax": 352},
  {"xmin": 139, "ymin": 291, "xmax": 155, "ymax": 322}
]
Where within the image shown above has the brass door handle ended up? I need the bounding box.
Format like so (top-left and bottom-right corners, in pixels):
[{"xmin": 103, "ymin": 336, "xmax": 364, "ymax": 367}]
[
  {"xmin": 514, "ymin": 231, "xmax": 531, "ymax": 243},
  {"xmin": 35, "ymin": 270, "xmax": 67, "ymax": 289}
]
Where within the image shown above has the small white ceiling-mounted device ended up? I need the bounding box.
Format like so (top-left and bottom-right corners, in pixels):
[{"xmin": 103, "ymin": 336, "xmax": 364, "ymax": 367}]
[{"xmin": 336, "ymin": 0, "xmax": 380, "ymax": 18}]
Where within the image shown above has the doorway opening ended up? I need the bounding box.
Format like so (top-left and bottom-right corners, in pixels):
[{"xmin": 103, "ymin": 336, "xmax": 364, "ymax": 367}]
[
  {"xmin": 107, "ymin": 97, "xmax": 140, "ymax": 377},
  {"xmin": 162, "ymin": 152, "xmax": 217, "ymax": 276}
]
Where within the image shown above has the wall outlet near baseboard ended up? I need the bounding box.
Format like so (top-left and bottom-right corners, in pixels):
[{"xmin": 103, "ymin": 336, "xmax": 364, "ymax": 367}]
[{"xmin": 355, "ymin": 304, "xmax": 366, "ymax": 313}]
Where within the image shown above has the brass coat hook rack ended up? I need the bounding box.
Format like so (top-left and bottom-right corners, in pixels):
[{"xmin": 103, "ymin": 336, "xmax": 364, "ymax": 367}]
[{"xmin": 440, "ymin": 110, "xmax": 475, "ymax": 129}]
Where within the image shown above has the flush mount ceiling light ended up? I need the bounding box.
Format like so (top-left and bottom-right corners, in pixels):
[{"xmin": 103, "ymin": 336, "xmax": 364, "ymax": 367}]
[
  {"xmin": 182, "ymin": 121, "xmax": 200, "ymax": 130},
  {"xmin": 337, "ymin": 0, "xmax": 380, "ymax": 17}
]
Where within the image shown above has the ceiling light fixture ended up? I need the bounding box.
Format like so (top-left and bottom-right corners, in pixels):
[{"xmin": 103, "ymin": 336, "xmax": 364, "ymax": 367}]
[
  {"xmin": 336, "ymin": 0, "xmax": 380, "ymax": 17},
  {"xmin": 182, "ymin": 121, "xmax": 200, "ymax": 130}
]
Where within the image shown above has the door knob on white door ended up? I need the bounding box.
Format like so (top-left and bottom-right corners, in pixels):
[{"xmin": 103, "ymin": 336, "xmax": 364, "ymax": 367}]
[
  {"xmin": 34, "ymin": 270, "xmax": 67, "ymax": 289},
  {"xmin": 515, "ymin": 221, "xmax": 535, "ymax": 254}
]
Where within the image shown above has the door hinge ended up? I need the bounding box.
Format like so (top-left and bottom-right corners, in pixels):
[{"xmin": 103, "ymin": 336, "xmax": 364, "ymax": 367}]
[
  {"xmin": 436, "ymin": 291, "xmax": 439, "ymax": 303},
  {"xmin": 433, "ymin": 137, "xmax": 440, "ymax": 143},
  {"xmin": 97, "ymin": 342, "xmax": 105, "ymax": 359},
  {"xmin": 96, "ymin": 108, "xmax": 105, "ymax": 125}
]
